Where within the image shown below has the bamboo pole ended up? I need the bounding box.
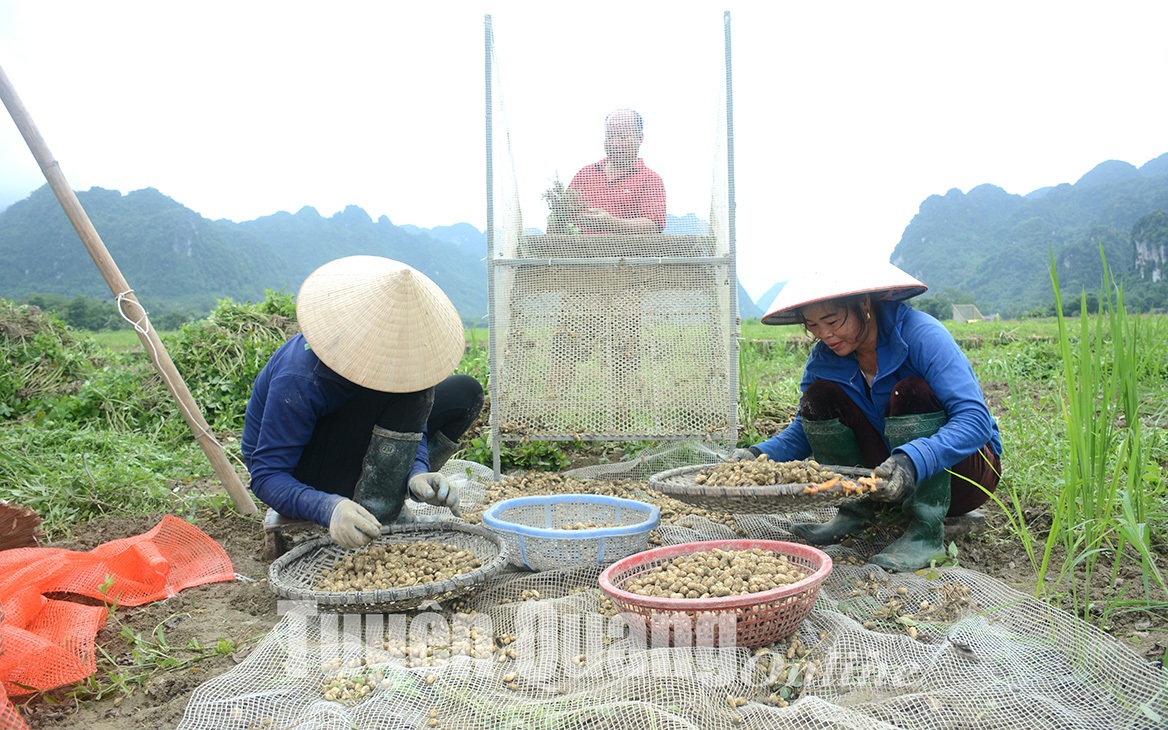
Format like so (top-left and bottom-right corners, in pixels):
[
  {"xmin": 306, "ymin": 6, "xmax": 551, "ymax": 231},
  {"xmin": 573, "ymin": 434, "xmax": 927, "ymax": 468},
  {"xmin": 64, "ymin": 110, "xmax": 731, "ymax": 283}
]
[{"xmin": 0, "ymin": 63, "xmax": 258, "ymax": 516}]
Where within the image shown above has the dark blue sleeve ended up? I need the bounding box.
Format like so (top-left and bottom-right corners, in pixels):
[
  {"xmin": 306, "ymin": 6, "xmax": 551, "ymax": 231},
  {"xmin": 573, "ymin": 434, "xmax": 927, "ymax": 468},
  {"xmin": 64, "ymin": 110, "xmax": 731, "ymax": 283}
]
[
  {"xmin": 752, "ymin": 415, "xmax": 814, "ymax": 463},
  {"xmin": 894, "ymin": 314, "xmax": 999, "ymax": 480},
  {"xmin": 752, "ymin": 361, "xmax": 815, "ymax": 462},
  {"xmin": 246, "ymin": 372, "xmax": 345, "ymax": 527},
  {"xmin": 412, "ymin": 424, "xmax": 430, "ymax": 478}
]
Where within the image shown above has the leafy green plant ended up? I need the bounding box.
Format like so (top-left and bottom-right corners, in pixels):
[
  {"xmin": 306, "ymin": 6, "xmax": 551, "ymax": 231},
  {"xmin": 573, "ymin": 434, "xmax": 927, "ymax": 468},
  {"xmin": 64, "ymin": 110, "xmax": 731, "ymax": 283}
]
[
  {"xmin": 62, "ymin": 575, "xmax": 249, "ymax": 702},
  {"xmin": 977, "ymin": 251, "xmax": 1168, "ymax": 620},
  {"xmin": 165, "ymin": 290, "xmax": 298, "ymax": 432},
  {"xmin": 916, "ymin": 541, "xmax": 961, "ymax": 580},
  {"xmin": 0, "ymin": 300, "xmax": 104, "ymax": 419},
  {"xmin": 459, "ymin": 434, "xmax": 569, "ymax": 472}
]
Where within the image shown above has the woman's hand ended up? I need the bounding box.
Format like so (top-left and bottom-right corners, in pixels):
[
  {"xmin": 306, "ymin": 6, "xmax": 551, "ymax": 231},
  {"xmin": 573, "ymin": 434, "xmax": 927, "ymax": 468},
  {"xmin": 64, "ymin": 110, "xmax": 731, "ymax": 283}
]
[
  {"xmin": 328, "ymin": 499, "xmax": 382, "ymax": 548},
  {"xmin": 873, "ymin": 452, "xmax": 916, "ymax": 502},
  {"xmin": 408, "ymin": 472, "xmax": 461, "ymax": 516}
]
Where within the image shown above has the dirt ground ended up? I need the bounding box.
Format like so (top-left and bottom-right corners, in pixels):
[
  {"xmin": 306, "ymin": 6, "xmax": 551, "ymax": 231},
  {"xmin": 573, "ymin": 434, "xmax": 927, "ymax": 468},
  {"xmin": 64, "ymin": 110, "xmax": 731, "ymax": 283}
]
[{"xmin": 10, "ymin": 494, "xmax": 1168, "ymax": 730}]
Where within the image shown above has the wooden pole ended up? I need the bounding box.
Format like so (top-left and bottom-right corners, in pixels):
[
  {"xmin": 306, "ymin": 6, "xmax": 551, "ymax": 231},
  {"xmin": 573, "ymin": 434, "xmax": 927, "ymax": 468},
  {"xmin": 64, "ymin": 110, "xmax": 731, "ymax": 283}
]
[{"xmin": 0, "ymin": 63, "xmax": 258, "ymax": 516}]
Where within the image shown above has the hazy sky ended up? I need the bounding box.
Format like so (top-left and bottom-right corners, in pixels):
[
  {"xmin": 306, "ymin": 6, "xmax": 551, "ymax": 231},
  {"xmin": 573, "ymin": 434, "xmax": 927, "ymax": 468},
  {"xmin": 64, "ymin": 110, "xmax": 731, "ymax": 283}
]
[{"xmin": 1, "ymin": 1, "xmax": 1165, "ymax": 302}]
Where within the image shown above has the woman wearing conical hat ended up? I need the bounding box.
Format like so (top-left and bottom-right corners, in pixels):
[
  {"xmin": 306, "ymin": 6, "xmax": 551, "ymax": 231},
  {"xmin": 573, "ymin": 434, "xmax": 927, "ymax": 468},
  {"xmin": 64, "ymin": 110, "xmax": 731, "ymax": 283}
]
[
  {"xmin": 241, "ymin": 256, "xmax": 483, "ymax": 549},
  {"xmin": 734, "ymin": 261, "xmax": 1001, "ymax": 572}
]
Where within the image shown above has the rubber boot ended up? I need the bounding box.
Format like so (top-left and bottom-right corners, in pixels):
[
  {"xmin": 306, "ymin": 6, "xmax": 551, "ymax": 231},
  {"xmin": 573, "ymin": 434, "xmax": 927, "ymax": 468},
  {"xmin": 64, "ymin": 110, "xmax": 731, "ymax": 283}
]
[
  {"xmin": 426, "ymin": 430, "xmax": 461, "ymax": 473},
  {"xmin": 351, "ymin": 427, "xmax": 421, "ymax": 524},
  {"xmin": 871, "ymin": 412, "xmax": 950, "ymax": 572},
  {"xmin": 801, "ymin": 418, "xmax": 865, "ymax": 469},
  {"xmin": 788, "ymin": 418, "xmax": 875, "ymax": 545}
]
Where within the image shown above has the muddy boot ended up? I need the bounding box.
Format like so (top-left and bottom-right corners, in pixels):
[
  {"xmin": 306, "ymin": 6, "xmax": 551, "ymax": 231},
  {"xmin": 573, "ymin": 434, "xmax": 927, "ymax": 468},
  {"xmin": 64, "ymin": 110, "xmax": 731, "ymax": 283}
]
[
  {"xmin": 882, "ymin": 412, "xmax": 948, "ymax": 454},
  {"xmin": 871, "ymin": 411, "xmax": 949, "ymax": 572},
  {"xmin": 789, "ymin": 499, "xmax": 876, "ymax": 545},
  {"xmin": 426, "ymin": 430, "xmax": 461, "ymax": 473},
  {"xmin": 788, "ymin": 418, "xmax": 875, "ymax": 545},
  {"xmin": 351, "ymin": 427, "xmax": 420, "ymax": 524},
  {"xmin": 870, "ymin": 468, "xmax": 950, "ymax": 572}
]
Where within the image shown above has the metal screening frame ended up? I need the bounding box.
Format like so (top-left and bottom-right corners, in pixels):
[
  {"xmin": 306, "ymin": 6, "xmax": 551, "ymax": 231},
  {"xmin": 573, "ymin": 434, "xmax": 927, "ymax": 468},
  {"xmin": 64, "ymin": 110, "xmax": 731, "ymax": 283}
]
[{"xmin": 484, "ymin": 13, "xmax": 739, "ymax": 478}]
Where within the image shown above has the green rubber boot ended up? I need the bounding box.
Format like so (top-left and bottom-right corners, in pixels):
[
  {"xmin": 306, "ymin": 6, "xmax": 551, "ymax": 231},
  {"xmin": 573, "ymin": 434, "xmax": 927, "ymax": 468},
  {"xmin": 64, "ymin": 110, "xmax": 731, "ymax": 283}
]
[
  {"xmin": 351, "ymin": 427, "xmax": 420, "ymax": 524},
  {"xmin": 426, "ymin": 430, "xmax": 461, "ymax": 473},
  {"xmin": 788, "ymin": 418, "xmax": 875, "ymax": 545},
  {"xmin": 871, "ymin": 411, "xmax": 950, "ymax": 572}
]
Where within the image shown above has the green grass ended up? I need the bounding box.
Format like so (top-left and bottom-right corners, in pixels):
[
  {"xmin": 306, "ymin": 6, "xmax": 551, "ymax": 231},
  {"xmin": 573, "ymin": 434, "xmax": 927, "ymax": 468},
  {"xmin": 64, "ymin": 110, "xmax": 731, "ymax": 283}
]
[
  {"xmin": 0, "ymin": 421, "xmax": 221, "ymax": 540},
  {"xmin": 88, "ymin": 329, "xmax": 178, "ymax": 350}
]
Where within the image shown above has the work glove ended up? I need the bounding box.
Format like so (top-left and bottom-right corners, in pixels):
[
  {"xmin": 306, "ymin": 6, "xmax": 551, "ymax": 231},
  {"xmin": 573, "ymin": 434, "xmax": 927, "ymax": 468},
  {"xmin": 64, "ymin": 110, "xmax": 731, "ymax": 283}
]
[
  {"xmin": 408, "ymin": 472, "xmax": 461, "ymax": 517},
  {"xmin": 729, "ymin": 448, "xmax": 758, "ymax": 462},
  {"xmin": 329, "ymin": 499, "xmax": 382, "ymax": 549},
  {"xmin": 872, "ymin": 452, "xmax": 917, "ymax": 502}
]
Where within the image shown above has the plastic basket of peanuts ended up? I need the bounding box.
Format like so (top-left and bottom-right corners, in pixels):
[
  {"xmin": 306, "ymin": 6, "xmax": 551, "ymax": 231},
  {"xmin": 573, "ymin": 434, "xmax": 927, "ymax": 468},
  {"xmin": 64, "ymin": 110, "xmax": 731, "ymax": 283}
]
[
  {"xmin": 648, "ymin": 456, "xmax": 885, "ymax": 511},
  {"xmin": 599, "ymin": 539, "xmax": 832, "ymax": 649},
  {"xmin": 267, "ymin": 522, "xmax": 510, "ymax": 611},
  {"xmin": 481, "ymin": 494, "xmax": 660, "ymax": 571}
]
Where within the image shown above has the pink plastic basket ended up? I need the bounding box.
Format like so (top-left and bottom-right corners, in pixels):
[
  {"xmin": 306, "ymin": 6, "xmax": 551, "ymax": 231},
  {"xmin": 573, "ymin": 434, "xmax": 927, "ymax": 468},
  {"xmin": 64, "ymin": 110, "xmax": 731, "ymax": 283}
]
[{"xmin": 598, "ymin": 540, "xmax": 832, "ymax": 649}]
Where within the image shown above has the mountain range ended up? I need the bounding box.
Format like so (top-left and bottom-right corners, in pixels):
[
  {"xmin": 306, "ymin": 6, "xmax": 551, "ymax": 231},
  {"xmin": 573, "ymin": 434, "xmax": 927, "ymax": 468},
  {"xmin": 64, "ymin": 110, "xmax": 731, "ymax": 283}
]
[
  {"xmin": 892, "ymin": 153, "xmax": 1168, "ymax": 316},
  {"xmin": 0, "ymin": 186, "xmax": 489, "ymax": 320},
  {"xmin": 3, "ymin": 150, "xmax": 1166, "ymax": 323},
  {"xmin": 0, "ymin": 188, "xmax": 762, "ymax": 322}
]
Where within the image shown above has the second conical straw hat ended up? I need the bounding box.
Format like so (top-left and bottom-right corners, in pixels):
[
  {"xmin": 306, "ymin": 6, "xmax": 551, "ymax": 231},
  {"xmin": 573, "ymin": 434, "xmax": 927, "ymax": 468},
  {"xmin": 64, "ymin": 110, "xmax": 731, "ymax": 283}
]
[
  {"xmin": 296, "ymin": 256, "xmax": 464, "ymax": 392},
  {"xmin": 762, "ymin": 261, "xmax": 928, "ymax": 326}
]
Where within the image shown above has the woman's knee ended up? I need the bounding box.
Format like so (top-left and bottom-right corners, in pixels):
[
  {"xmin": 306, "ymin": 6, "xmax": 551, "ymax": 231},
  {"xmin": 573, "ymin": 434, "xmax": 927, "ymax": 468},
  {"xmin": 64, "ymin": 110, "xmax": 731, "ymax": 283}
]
[
  {"xmin": 437, "ymin": 374, "xmax": 484, "ymax": 414},
  {"xmin": 430, "ymin": 374, "xmax": 484, "ymax": 437},
  {"xmin": 887, "ymin": 377, "xmax": 943, "ymax": 416},
  {"xmin": 800, "ymin": 380, "xmax": 850, "ymax": 421},
  {"xmin": 376, "ymin": 388, "xmax": 435, "ymax": 432}
]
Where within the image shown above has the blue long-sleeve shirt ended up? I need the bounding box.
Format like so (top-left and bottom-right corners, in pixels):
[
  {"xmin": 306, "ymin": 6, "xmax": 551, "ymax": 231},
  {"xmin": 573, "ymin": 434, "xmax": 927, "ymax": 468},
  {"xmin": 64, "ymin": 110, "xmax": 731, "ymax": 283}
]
[
  {"xmin": 240, "ymin": 334, "xmax": 429, "ymax": 527},
  {"xmin": 752, "ymin": 302, "xmax": 1001, "ymax": 480}
]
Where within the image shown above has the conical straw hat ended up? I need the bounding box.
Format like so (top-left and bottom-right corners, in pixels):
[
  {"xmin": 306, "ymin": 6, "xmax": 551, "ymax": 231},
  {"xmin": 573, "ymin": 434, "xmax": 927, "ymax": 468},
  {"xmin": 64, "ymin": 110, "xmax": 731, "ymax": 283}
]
[
  {"xmin": 296, "ymin": 256, "xmax": 465, "ymax": 392},
  {"xmin": 762, "ymin": 261, "xmax": 928, "ymax": 326}
]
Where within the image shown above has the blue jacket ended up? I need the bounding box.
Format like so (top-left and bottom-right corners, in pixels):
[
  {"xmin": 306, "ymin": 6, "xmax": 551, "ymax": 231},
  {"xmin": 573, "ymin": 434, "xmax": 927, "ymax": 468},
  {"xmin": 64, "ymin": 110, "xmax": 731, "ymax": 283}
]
[
  {"xmin": 752, "ymin": 302, "xmax": 1001, "ymax": 480},
  {"xmin": 240, "ymin": 334, "xmax": 430, "ymax": 527}
]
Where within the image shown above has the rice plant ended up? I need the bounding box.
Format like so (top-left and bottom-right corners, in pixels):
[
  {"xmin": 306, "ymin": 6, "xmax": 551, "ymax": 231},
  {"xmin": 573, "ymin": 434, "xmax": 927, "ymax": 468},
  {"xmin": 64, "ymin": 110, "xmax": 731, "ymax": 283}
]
[{"xmin": 1045, "ymin": 251, "xmax": 1165, "ymax": 618}]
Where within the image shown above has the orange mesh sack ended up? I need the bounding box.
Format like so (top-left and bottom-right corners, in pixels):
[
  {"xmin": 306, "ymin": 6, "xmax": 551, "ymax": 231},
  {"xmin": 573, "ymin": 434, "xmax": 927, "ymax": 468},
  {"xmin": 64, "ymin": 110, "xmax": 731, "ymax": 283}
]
[
  {"xmin": 87, "ymin": 514, "xmax": 236, "ymax": 605},
  {"xmin": 0, "ymin": 600, "xmax": 107, "ymax": 699},
  {"xmin": 0, "ymin": 515, "xmax": 234, "ymax": 702},
  {"xmin": 0, "ymin": 514, "xmax": 234, "ymax": 609},
  {"xmin": 0, "ymin": 605, "xmax": 29, "ymax": 730},
  {"xmin": 0, "ymin": 686, "xmax": 27, "ymax": 730}
]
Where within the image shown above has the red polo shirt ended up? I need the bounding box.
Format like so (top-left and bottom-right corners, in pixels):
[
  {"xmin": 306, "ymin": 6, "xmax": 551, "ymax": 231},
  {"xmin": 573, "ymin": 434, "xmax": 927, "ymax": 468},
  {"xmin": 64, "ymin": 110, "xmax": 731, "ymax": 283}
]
[{"xmin": 568, "ymin": 158, "xmax": 666, "ymax": 232}]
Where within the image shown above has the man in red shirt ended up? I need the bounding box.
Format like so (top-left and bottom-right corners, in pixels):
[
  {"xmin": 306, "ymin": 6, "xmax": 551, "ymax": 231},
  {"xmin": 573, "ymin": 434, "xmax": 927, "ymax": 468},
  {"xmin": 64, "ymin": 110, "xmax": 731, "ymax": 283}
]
[{"xmin": 568, "ymin": 108, "xmax": 666, "ymax": 234}]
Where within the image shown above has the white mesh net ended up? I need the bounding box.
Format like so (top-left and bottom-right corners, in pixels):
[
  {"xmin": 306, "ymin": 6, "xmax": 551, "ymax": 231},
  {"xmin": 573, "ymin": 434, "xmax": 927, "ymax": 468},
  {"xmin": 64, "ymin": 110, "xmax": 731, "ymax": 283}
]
[
  {"xmin": 484, "ymin": 14, "xmax": 738, "ymax": 464},
  {"xmin": 180, "ymin": 459, "xmax": 1168, "ymax": 730}
]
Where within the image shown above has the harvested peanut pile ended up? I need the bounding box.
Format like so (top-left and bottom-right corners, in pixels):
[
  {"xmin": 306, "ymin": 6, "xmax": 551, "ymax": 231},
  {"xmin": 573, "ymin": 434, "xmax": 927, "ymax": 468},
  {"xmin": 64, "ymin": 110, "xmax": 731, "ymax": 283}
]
[
  {"xmin": 693, "ymin": 456, "xmax": 843, "ymax": 487},
  {"xmin": 845, "ymin": 573, "xmax": 978, "ymax": 640},
  {"xmin": 315, "ymin": 542, "xmax": 482, "ymax": 592},
  {"xmin": 465, "ymin": 471, "xmax": 742, "ymax": 535},
  {"xmin": 623, "ymin": 547, "xmax": 809, "ymax": 599},
  {"xmin": 319, "ymin": 672, "xmax": 382, "ymax": 705},
  {"xmin": 559, "ymin": 521, "xmax": 621, "ymax": 530}
]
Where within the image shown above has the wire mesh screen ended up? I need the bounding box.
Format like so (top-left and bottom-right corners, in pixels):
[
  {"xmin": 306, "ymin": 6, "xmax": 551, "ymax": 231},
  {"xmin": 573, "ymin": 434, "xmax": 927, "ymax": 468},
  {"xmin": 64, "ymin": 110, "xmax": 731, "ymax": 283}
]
[{"xmin": 485, "ymin": 15, "xmax": 737, "ymax": 462}]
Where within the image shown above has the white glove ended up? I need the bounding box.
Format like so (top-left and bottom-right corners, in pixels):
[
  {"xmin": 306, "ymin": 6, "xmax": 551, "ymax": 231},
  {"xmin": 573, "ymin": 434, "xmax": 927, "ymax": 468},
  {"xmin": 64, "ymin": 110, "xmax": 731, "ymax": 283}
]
[
  {"xmin": 730, "ymin": 448, "xmax": 757, "ymax": 461},
  {"xmin": 329, "ymin": 499, "xmax": 382, "ymax": 549},
  {"xmin": 408, "ymin": 472, "xmax": 461, "ymax": 517}
]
